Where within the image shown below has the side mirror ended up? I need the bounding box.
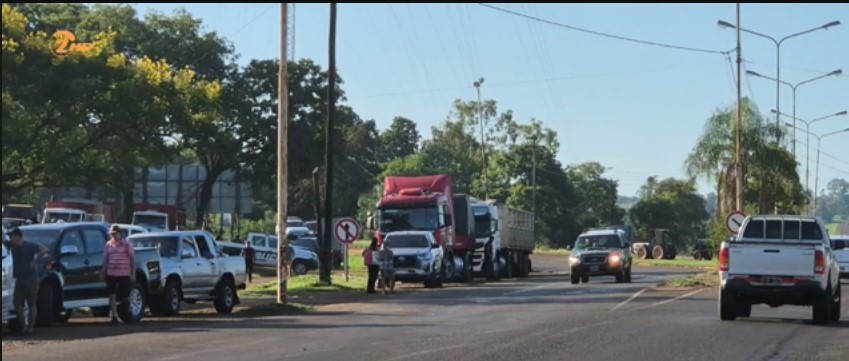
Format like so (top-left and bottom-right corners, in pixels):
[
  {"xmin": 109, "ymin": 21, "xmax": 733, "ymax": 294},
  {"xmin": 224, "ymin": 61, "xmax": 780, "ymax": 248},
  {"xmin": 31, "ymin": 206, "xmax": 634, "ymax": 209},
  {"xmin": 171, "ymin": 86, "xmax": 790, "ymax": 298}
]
[
  {"xmin": 60, "ymin": 245, "xmax": 79, "ymax": 258},
  {"xmin": 491, "ymin": 219, "xmax": 499, "ymax": 233},
  {"xmin": 833, "ymin": 240, "xmax": 846, "ymax": 251}
]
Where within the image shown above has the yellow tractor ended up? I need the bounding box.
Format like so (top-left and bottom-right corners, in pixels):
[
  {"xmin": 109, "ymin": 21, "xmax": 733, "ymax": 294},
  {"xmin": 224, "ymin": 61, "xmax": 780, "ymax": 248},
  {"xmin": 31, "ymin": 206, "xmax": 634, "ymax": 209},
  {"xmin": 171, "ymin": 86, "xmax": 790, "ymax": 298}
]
[{"xmin": 631, "ymin": 228, "xmax": 677, "ymax": 260}]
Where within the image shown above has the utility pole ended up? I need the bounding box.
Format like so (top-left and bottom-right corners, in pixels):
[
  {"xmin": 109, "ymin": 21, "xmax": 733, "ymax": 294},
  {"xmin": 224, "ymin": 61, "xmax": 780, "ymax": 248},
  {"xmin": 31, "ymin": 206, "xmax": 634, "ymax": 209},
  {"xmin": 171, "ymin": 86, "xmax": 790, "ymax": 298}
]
[
  {"xmin": 734, "ymin": 3, "xmax": 744, "ymax": 213},
  {"xmin": 474, "ymin": 78, "xmax": 487, "ymax": 199},
  {"xmin": 531, "ymin": 135, "xmax": 537, "ymax": 220},
  {"xmin": 276, "ymin": 3, "xmax": 289, "ymax": 305},
  {"xmin": 320, "ymin": 3, "xmax": 337, "ymax": 285}
]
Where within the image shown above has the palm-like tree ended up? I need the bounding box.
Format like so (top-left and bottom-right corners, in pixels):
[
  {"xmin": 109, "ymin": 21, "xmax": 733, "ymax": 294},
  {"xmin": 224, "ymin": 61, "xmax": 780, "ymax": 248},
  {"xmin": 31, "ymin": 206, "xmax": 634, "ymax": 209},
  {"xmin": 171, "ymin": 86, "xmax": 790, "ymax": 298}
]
[{"xmin": 685, "ymin": 98, "xmax": 803, "ymax": 216}]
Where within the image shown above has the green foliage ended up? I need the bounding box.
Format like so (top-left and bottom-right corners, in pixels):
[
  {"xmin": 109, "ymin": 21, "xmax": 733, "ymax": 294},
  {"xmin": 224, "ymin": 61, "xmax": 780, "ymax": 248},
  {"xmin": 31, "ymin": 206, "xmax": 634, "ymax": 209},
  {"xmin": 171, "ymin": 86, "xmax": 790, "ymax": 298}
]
[{"xmin": 629, "ymin": 177, "xmax": 709, "ymax": 248}]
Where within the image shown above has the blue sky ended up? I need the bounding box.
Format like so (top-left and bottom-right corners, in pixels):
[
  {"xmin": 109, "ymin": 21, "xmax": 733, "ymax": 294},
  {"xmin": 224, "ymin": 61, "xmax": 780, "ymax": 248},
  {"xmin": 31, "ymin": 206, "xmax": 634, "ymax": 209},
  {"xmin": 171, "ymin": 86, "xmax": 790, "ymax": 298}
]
[{"xmin": 132, "ymin": 3, "xmax": 848, "ymax": 198}]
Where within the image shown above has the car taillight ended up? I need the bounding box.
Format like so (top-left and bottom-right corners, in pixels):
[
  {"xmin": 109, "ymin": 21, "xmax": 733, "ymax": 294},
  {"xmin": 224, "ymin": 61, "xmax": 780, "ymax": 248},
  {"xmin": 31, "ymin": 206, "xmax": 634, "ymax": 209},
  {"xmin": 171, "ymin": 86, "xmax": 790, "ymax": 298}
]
[
  {"xmin": 814, "ymin": 250, "xmax": 825, "ymax": 274},
  {"xmin": 719, "ymin": 247, "xmax": 730, "ymax": 272}
]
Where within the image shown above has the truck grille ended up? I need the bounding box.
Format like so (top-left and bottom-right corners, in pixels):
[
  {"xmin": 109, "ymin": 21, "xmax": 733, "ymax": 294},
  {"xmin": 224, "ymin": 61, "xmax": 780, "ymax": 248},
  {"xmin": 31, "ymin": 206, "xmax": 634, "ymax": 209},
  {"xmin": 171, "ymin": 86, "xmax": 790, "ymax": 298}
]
[
  {"xmin": 581, "ymin": 255, "xmax": 607, "ymax": 264},
  {"xmin": 394, "ymin": 256, "xmax": 420, "ymax": 269}
]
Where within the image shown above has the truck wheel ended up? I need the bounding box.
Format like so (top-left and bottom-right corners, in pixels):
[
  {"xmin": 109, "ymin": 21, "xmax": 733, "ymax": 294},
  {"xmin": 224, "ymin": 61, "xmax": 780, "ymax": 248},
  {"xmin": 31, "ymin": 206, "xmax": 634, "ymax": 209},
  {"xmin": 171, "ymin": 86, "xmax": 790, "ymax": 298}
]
[
  {"xmin": 652, "ymin": 246, "xmax": 664, "ymax": 260},
  {"xmin": 292, "ymin": 261, "xmax": 309, "ymax": 276},
  {"xmin": 501, "ymin": 252, "xmax": 513, "ymax": 279},
  {"xmin": 812, "ymin": 283, "xmax": 833, "ymax": 325},
  {"xmin": 118, "ymin": 281, "xmax": 145, "ymax": 324},
  {"xmin": 831, "ymin": 282, "xmax": 841, "ymax": 322},
  {"xmin": 737, "ymin": 303, "xmax": 752, "ymax": 318},
  {"xmin": 435, "ymin": 262, "xmax": 444, "ymax": 288},
  {"xmin": 35, "ymin": 284, "xmax": 55, "ymax": 328},
  {"xmin": 214, "ymin": 278, "xmax": 236, "ymax": 314},
  {"xmin": 57, "ymin": 309, "xmax": 72, "ymax": 323},
  {"xmin": 581, "ymin": 275, "xmax": 589, "ymax": 283},
  {"xmin": 636, "ymin": 246, "xmax": 647, "ymax": 260},
  {"xmin": 157, "ymin": 280, "xmax": 182, "ymax": 316},
  {"xmin": 570, "ymin": 273, "xmax": 580, "ymax": 285},
  {"xmin": 443, "ymin": 254, "xmax": 455, "ymax": 281},
  {"xmin": 461, "ymin": 253, "xmax": 473, "ymax": 283},
  {"xmin": 719, "ymin": 289, "xmax": 737, "ymax": 321},
  {"xmin": 693, "ymin": 251, "xmax": 702, "ymax": 260}
]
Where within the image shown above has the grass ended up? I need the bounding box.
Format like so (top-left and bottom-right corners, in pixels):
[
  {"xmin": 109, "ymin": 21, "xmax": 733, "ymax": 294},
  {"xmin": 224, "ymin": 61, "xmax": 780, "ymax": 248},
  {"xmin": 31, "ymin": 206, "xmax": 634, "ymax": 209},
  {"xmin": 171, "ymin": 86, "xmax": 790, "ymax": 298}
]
[
  {"xmin": 635, "ymin": 258, "xmax": 717, "ymax": 269},
  {"xmin": 659, "ymin": 270, "xmax": 719, "ymax": 288},
  {"xmin": 235, "ymin": 302, "xmax": 314, "ymax": 317},
  {"xmin": 534, "ymin": 246, "xmax": 571, "ymax": 256},
  {"xmin": 243, "ymin": 273, "xmax": 367, "ymax": 297}
]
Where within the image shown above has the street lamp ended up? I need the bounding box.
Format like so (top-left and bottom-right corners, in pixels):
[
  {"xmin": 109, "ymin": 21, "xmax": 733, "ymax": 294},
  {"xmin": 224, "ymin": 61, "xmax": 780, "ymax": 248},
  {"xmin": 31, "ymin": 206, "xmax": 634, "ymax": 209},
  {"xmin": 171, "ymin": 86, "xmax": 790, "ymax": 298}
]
[
  {"xmin": 474, "ymin": 77, "xmax": 487, "ymax": 199},
  {"xmin": 784, "ymin": 123, "xmax": 849, "ymax": 216},
  {"xmin": 748, "ymin": 69, "xmax": 842, "ymax": 156},
  {"xmin": 773, "ymin": 109, "xmax": 847, "ymax": 203},
  {"xmin": 718, "ymin": 19, "xmax": 841, "ymax": 142}
]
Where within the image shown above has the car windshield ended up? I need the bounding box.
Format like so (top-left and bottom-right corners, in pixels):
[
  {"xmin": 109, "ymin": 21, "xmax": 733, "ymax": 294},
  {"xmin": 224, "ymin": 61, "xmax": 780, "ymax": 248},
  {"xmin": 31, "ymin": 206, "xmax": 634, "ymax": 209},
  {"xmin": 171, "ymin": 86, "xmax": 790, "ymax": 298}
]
[
  {"xmin": 287, "ymin": 220, "xmax": 306, "ymax": 228},
  {"xmin": 473, "ymin": 206, "xmax": 492, "ymax": 238},
  {"xmin": 575, "ymin": 235, "xmax": 622, "ymax": 250},
  {"xmin": 379, "ymin": 207, "xmax": 438, "ymax": 232},
  {"xmin": 44, "ymin": 211, "xmax": 84, "ymax": 223},
  {"xmin": 385, "ymin": 234, "xmax": 430, "ymax": 248},
  {"xmin": 133, "ymin": 214, "xmax": 167, "ymax": 230},
  {"xmin": 19, "ymin": 229, "xmax": 61, "ymax": 251},
  {"xmin": 130, "ymin": 235, "xmax": 180, "ymax": 258}
]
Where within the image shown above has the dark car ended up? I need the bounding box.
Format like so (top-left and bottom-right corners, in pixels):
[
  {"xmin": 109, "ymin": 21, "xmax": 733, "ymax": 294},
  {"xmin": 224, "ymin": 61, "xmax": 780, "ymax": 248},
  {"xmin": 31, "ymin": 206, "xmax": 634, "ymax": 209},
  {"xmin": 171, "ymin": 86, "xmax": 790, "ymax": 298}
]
[
  {"xmin": 291, "ymin": 236, "xmax": 344, "ymax": 268},
  {"xmin": 15, "ymin": 222, "xmax": 162, "ymax": 326},
  {"xmin": 569, "ymin": 229, "xmax": 633, "ymax": 284}
]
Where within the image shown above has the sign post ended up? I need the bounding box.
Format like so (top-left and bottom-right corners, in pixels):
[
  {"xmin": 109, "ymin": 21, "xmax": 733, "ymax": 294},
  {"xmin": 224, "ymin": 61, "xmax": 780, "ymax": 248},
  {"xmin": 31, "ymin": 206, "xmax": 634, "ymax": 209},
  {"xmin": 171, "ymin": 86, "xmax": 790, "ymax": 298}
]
[
  {"xmin": 334, "ymin": 217, "xmax": 360, "ymax": 282},
  {"xmin": 725, "ymin": 210, "xmax": 747, "ymax": 235}
]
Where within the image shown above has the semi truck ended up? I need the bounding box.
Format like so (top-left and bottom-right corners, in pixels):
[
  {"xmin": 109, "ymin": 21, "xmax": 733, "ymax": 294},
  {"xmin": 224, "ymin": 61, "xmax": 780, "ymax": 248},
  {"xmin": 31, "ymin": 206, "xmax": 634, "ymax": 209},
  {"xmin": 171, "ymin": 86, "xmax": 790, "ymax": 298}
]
[
  {"xmin": 42, "ymin": 199, "xmax": 117, "ymax": 224},
  {"xmin": 374, "ymin": 174, "xmax": 460, "ymax": 282},
  {"xmin": 131, "ymin": 204, "xmax": 187, "ymax": 232},
  {"xmin": 471, "ymin": 199, "xmax": 535, "ymax": 279}
]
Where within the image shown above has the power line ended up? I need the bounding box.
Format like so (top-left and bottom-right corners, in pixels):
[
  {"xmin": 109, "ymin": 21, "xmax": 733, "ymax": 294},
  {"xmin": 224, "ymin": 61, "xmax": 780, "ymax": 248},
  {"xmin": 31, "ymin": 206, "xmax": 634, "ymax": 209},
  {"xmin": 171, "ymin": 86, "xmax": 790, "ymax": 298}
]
[{"xmin": 478, "ymin": 3, "xmax": 735, "ymax": 55}]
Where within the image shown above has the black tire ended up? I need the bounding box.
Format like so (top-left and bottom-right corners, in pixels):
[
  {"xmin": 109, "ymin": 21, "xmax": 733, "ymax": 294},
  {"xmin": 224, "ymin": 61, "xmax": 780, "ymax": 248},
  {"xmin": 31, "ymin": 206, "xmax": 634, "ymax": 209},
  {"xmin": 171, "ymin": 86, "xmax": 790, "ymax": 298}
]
[
  {"xmin": 571, "ymin": 273, "xmax": 580, "ymax": 285},
  {"xmin": 56, "ymin": 309, "xmax": 72, "ymax": 323},
  {"xmin": 435, "ymin": 261, "xmax": 444, "ymax": 288},
  {"xmin": 214, "ymin": 278, "xmax": 236, "ymax": 314},
  {"xmin": 443, "ymin": 254, "xmax": 456, "ymax": 281},
  {"xmin": 484, "ymin": 246, "xmax": 497, "ymax": 281},
  {"xmin": 424, "ymin": 266, "xmax": 439, "ymax": 289},
  {"xmin": 615, "ymin": 270, "xmax": 625, "ymax": 283},
  {"xmin": 461, "ymin": 253, "xmax": 473, "ymax": 283},
  {"xmin": 157, "ymin": 280, "xmax": 181, "ymax": 316},
  {"xmin": 35, "ymin": 283, "xmax": 55, "ymax": 328},
  {"xmin": 292, "ymin": 261, "xmax": 309, "ymax": 276},
  {"xmin": 812, "ymin": 283, "xmax": 833, "ymax": 325},
  {"xmin": 502, "ymin": 252, "xmax": 513, "ymax": 279},
  {"xmin": 92, "ymin": 306, "xmax": 110, "ymax": 317},
  {"xmin": 117, "ymin": 281, "xmax": 145, "ymax": 324},
  {"xmin": 831, "ymin": 282, "xmax": 841, "ymax": 322},
  {"xmin": 581, "ymin": 275, "xmax": 589, "ymax": 283},
  {"xmin": 693, "ymin": 251, "xmax": 702, "ymax": 260},
  {"xmin": 719, "ymin": 289, "xmax": 737, "ymax": 321},
  {"xmin": 625, "ymin": 266, "xmax": 632, "ymax": 283}
]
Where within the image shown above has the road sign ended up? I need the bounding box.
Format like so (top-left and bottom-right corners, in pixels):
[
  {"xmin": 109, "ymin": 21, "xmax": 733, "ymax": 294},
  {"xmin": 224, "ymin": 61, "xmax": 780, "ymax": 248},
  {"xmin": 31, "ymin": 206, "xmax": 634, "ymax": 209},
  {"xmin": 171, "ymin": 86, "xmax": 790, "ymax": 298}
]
[
  {"xmin": 725, "ymin": 210, "xmax": 747, "ymax": 234},
  {"xmin": 334, "ymin": 217, "xmax": 360, "ymax": 244}
]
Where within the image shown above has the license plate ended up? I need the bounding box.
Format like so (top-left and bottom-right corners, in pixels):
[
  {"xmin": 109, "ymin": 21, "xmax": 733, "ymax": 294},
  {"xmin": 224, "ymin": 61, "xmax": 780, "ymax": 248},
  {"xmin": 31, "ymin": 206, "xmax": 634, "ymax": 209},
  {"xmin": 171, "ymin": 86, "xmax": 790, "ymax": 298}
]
[
  {"xmin": 590, "ymin": 266, "xmax": 599, "ymax": 272},
  {"xmin": 761, "ymin": 277, "xmax": 781, "ymax": 285}
]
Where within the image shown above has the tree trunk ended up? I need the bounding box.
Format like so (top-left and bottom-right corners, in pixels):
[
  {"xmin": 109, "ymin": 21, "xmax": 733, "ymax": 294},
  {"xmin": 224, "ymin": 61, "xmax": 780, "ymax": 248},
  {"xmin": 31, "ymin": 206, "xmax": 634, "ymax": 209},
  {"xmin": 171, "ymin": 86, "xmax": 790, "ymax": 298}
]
[
  {"xmin": 195, "ymin": 167, "xmax": 224, "ymax": 227},
  {"xmin": 121, "ymin": 188, "xmax": 134, "ymax": 224}
]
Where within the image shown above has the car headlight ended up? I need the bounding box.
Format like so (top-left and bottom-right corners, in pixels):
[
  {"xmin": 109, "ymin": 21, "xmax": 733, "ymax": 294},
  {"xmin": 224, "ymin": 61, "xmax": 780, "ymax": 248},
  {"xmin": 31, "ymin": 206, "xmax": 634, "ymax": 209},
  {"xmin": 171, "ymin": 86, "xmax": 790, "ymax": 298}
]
[
  {"xmin": 418, "ymin": 252, "xmax": 432, "ymax": 260},
  {"xmin": 569, "ymin": 256, "xmax": 581, "ymax": 265},
  {"xmin": 609, "ymin": 253, "xmax": 622, "ymax": 265}
]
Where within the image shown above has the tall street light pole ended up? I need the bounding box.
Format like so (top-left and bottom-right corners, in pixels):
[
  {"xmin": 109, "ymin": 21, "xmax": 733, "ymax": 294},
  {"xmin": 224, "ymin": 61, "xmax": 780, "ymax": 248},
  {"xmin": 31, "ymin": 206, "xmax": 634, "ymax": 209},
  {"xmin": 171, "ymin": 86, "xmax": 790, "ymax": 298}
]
[
  {"xmin": 277, "ymin": 3, "xmax": 290, "ymax": 304},
  {"xmin": 786, "ymin": 124, "xmax": 849, "ymax": 216},
  {"xmin": 734, "ymin": 4, "xmax": 744, "ymax": 212},
  {"xmin": 474, "ymin": 78, "xmax": 487, "ymax": 200},
  {"xmin": 747, "ymin": 69, "xmax": 843, "ymax": 156},
  {"xmin": 718, "ymin": 19, "xmax": 841, "ymax": 143},
  {"xmin": 774, "ymin": 109, "xmax": 848, "ymax": 214}
]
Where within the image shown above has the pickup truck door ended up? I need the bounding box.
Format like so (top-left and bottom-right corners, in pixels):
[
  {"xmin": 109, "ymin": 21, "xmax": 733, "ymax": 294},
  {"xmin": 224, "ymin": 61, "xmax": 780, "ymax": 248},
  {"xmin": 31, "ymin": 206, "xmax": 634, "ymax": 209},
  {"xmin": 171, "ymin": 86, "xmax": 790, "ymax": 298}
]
[
  {"xmin": 57, "ymin": 230, "xmax": 88, "ymax": 301},
  {"xmin": 179, "ymin": 236, "xmax": 205, "ymax": 294},
  {"xmin": 193, "ymin": 235, "xmax": 219, "ymax": 289},
  {"xmin": 81, "ymin": 227, "xmax": 110, "ymax": 298}
]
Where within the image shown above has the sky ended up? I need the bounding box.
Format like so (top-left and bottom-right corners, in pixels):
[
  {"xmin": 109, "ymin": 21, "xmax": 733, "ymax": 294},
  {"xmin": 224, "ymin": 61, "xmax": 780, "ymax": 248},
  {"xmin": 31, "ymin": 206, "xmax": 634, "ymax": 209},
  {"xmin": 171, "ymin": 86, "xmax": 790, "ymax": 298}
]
[{"xmin": 131, "ymin": 3, "xmax": 849, "ymax": 199}]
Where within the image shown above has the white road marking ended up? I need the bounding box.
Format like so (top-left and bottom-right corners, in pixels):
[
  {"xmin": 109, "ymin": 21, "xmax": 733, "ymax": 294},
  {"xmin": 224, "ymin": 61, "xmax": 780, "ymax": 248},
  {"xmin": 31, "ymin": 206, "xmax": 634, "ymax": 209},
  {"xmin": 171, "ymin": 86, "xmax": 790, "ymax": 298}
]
[
  {"xmin": 638, "ymin": 289, "xmax": 704, "ymax": 310},
  {"xmin": 610, "ymin": 287, "xmax": 650, "ymax": 312}
]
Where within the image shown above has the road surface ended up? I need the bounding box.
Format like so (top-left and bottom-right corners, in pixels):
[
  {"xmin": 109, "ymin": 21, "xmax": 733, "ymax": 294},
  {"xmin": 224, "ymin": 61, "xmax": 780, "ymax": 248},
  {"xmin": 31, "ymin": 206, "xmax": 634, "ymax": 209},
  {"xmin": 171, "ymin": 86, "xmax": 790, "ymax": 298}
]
[{"xmin": 2, "ymin": 255, "xmax": 846, "ymax": 361}]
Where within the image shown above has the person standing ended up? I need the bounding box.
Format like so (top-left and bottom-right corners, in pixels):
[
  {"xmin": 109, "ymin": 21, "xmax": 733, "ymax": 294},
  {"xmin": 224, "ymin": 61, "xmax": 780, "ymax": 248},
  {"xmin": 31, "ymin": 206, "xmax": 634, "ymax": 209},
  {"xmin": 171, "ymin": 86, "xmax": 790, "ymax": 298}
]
[
  {"xmin": 378, "ymin": 243, "xmax": 395, "ymax": 295},
  {"xmin": 100, "ymin": 224, "xmax": 135, "ymax": 325},
  {"xmin": 362, "ymin": 238, "xmax": 379, "ymax": 294},
  {"xmin": 6, "ymin": 227, "xmax": 48, "ymax": 335},
  {"xmin": 242, "ymin": 241, "xmax": 256, "ymax": 282}
]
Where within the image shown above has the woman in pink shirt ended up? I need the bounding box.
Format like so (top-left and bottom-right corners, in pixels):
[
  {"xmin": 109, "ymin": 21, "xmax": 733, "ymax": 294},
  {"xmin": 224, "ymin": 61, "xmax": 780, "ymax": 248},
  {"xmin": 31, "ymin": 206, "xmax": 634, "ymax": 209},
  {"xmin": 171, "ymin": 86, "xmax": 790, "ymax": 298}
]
[{"xmin": 100, "ymin": 224, "xmax": 136, "ymax": 324}]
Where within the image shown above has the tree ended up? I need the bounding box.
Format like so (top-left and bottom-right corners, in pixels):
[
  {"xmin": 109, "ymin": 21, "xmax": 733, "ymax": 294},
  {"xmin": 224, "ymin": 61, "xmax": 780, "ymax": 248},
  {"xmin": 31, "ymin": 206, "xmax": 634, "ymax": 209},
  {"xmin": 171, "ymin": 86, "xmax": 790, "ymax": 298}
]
[
  {"xmin": 818, "ymin": 178, "xmax": 849, "ymax": 221},
  {"xmin": 567, "ymin": 162, "xmax": 625, "ymax": 228},
  {"xmin": 378, "ymin": 116, "xmax": 420, "ymax": 162},
  {"xmin": 629, "ymin": 177, "xmax": 709, "ymax": 247}
]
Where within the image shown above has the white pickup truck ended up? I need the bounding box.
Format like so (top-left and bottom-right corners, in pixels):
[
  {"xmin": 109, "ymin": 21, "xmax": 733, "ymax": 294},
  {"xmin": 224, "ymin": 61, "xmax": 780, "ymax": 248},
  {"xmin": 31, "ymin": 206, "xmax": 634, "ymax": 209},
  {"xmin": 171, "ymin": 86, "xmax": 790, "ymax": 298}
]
[{"xmin": 718, "ymin": 215, "xmax": 843, "ymax": 325}]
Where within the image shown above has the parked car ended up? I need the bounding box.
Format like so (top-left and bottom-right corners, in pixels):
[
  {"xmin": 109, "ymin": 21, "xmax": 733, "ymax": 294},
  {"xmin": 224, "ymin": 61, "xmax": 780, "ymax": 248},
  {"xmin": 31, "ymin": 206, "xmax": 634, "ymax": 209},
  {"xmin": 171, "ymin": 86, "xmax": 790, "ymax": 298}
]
[
  {"xmin": 382, "ymin": 231, "xmax": 445, "ymax": 288},
  {"xmin": 831, "ymin": 234, "xmax": 849, "ymax": 279},
  {"xmin": 217, "ymin": 241, "xmax": 319, "ymax": 276},
  {"xmin": 113, "ymin": 223, "xmax": 149, "ymax": 238},
  {"xmin": 16, "ymin": 222, "xmax": 162, "ymax": 326},
  {"xmin": 128, "ymin": 230, "xmax": 246, "ymax": 316},
  {"xmin": 2, "ymin": 238, "xmax": 24, "ymax": 333}
]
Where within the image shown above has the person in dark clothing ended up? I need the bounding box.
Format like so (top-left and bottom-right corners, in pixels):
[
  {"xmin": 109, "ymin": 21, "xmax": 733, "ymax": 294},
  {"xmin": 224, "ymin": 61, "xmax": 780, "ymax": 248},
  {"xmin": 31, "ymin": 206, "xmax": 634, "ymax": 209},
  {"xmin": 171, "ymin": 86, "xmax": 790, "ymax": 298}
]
[
  {"xmin": 362, "ymin": 238, "xmax": 379, "ymax": 294},
  {"xmin": 5, "ymin": 227, "xmax": 48, "ymax": 335},
  {"xmin": 241, "ymin": 242, "xmax": 256, "ymax": 282}
]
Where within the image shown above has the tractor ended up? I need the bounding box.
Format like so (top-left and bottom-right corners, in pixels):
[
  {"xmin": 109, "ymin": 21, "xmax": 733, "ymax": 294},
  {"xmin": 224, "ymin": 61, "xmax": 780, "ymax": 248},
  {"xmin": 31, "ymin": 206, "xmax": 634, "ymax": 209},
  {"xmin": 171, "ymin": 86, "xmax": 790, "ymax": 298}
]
[
  {"xmin": 632, "ymin": 228, "xmax": 677, "ymax": 260},
  {"xmin": 691, "ymin": 239, "xmax": 713, "ymax": 261}
]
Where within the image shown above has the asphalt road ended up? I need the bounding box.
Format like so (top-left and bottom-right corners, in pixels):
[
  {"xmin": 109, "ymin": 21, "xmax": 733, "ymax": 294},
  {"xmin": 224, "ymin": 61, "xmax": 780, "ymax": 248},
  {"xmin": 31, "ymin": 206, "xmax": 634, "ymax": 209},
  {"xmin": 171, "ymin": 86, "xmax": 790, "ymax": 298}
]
[{"xmin": 3, "ymin": 255, "xmax": 847, "ymax": 361}]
